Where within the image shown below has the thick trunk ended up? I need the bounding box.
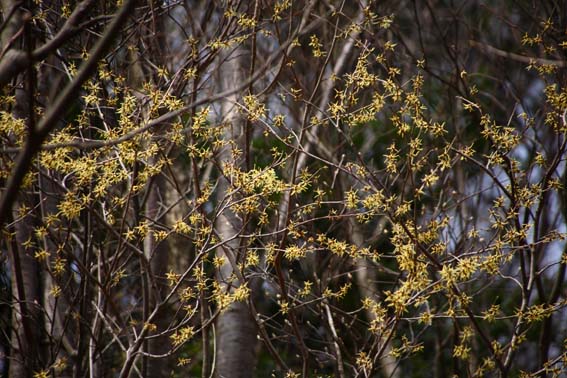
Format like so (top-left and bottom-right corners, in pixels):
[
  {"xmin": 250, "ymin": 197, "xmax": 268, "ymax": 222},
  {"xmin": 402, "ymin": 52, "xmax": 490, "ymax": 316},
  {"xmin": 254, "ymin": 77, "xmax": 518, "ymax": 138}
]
[{"xmin": 216, "ymin": 301, "xmax": 257, "ymax": 378}]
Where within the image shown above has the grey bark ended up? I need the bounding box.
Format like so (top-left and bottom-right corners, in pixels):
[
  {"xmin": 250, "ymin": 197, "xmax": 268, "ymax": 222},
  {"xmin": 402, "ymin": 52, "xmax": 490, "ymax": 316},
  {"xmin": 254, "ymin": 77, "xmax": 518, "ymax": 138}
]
[
  {"xmin": 214, "ymin": 45, "xmax": 258, "ymax": 378},
  {"xmin": 144, "ymin": 175, "xmax": 172, "ymax": 378},
  {"xmin": 349, "ymin": 217, "xmax": 400, "ymax": 378}
]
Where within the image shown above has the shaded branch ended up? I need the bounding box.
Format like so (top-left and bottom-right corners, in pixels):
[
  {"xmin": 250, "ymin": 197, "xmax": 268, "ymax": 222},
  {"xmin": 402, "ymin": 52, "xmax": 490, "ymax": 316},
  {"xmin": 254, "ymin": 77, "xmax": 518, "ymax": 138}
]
[{"xmin": 0, "ymin": 0, "xmax": 137, "ymax": 230}]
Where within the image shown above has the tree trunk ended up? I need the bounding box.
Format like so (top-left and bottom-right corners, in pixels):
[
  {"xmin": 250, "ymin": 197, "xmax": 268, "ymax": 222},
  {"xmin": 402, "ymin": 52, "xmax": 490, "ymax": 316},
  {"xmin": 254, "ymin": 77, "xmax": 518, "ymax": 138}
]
[
  {"xmin": 8, "ymin": 203, "xmax": 42, "ymax": 378},
  {"xmin": 214, "ymin": 45, "xmax": 258, "ymax": 378},
  {"xmin": 2, "ymin": 2, "xmax": 43, "ymax": 372},
  {"xmin": 145, "ymin": 175, "xmax": 171, "ymax": 377},
  {"xmin": 348, "ymin": 217, "xmax": 400, "ymax": 378}
]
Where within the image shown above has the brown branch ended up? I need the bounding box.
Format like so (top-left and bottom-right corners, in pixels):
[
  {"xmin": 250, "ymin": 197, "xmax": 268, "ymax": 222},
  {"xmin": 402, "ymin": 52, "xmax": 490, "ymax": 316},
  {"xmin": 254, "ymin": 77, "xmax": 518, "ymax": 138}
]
[
  {"xmin": 0, "ymin": 0, "xmax": 97, "ymax": 87},
  {"xmin": 470, "ymin": 40, "xmax": 566, "ymax": 67},
  {"xmin": 0, "ymin": 0, "xmax": 138, "ymax": 231}
]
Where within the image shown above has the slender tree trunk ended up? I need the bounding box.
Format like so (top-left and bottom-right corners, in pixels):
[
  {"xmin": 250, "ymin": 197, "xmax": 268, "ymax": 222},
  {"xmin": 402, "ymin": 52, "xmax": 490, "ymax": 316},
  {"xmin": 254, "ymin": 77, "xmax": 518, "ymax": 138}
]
[
  {"xmin": 348, "ymin": 217, "xmax": 400, "ymax": 378},
  {"xmin": 145, "ymin": 175, "xmax": 171, "ymax": 377},
  {"xmin": 214, "ymin": 45, "xmax": 258, "ymax": 378},
  {"xmin": 8, "ymin": 203, "xmax": 41, "ymax": 378},
  {"xmin": 3, "ymin": 3, "xmax": 43, "ymax": 372}
]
